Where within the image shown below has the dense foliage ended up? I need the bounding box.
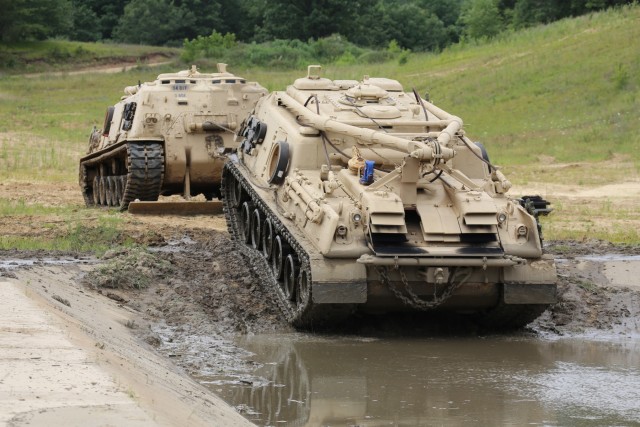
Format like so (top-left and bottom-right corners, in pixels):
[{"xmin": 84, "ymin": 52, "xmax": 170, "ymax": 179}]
[
  {"xmin": 0, "ymin": 0, "xmax": 633, "ymax": 50},
  {"xmin": 181, "ymin": 32, "xmax": 407, "ymax": 68}
]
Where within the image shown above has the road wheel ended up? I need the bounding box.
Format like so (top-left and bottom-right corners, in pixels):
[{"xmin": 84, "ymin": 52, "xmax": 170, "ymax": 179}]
[
  {"xmin": 239, "ymin": 201, "xmax": 253, "ymax": 244},
  {"xmin": 297, "ymin": 269, "xmax": 310, "ymax": 308},
  {"xmin": 251, "ymin": 208, "xmax": 262, "ymax": 250},
  {"xmin": 272, "ymin": 235, "xmax": 290, "ymax": 280},
  {"xmin": 283, "ymin": 254, "xmax": 298, "ymax": 301},
  {"xmin": 262, "ymin": 218, "xmax": 274, "ymax": 259}
]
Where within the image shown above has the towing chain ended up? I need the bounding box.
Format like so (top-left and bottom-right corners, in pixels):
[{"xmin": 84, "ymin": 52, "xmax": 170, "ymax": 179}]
[{"xmin": 376, "ymin": 265, "xmax": 473, "ymax": 311}]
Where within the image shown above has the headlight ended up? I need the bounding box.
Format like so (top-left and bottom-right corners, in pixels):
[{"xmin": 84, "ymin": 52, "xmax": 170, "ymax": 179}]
[{"xmin": 497, "ymin": 212, "xmax": 507, "ymax": 224}]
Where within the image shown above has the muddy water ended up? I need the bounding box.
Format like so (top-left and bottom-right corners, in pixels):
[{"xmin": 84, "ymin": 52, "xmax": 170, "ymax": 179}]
[
  {"xmin": 202, "ymin": 335, "xmax": 640, "ymax": 426},
  {"xmin": 0, "ymin": 257, "xmax": 92, "ymax": 269}
]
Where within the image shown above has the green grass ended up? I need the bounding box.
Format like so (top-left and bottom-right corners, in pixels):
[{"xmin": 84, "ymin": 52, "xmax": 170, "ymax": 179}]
[
  {"xmin": 0, "ymin": 197, "xmax": 72, "ymax": 215},
  {"xmin": 0, "ymin": 5, "xmax": 638, "ymax": 244},
  {"xmin": 0, "ymin": 222, "xmax": 124, "ymax": 254},
  {"xmin": 405, "ymin": 7, "xmax": 640, "ymax": 175},
  {"xmin": 540, "ymin": 196, "xmax": 640, "ymax": 244},
  {"xmin": 0, "ymin": 198, "xmax": 130, "ymax": 254}
]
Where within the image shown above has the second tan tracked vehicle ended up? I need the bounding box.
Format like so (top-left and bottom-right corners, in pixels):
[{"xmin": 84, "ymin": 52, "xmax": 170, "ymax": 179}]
[
  {"xmin": 79, "ymin": 64, "xmax": 267, "ymax": 211},
  {"xmin": 222, "ymin": 66, "xmax": 556, "ymax": 328}
]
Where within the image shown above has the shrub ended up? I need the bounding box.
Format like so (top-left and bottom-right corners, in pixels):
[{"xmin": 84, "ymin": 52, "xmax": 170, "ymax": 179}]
[
  {"xmin": 182, "ymin": 33, "xmax": 371, "ymax": 69},
  {"xmin": 181, "ymin": 31, "xmax": 236, "ymax": 63}
]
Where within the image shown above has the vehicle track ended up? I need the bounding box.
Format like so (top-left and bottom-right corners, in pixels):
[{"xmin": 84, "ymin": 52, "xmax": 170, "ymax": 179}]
[
  {"xmin": 221, "ymin": 161, "xmax": 352, "ymax": 328},
  {"xmin": 79, "ymin": 141, "xmax": 164, "ymax": 211}
]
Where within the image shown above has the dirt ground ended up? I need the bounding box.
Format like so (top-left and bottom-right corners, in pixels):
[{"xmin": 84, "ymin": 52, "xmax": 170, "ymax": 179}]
[
  {"xmin": 1, "ymin": 180, "xmax": 640, "ymax": 423},
  {"xmin": 1, "ymin": 181, "xmax": 639, "ymax": 338}
]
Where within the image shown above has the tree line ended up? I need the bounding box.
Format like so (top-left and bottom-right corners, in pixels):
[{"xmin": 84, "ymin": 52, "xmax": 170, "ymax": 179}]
[{"xmin": 0, "ymin": 0, "xmax": 633, "ymax": 51}]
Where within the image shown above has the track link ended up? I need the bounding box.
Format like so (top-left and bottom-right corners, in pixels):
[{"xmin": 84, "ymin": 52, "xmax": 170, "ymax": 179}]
[
  {"xmin": 221, "ymin": 161, "xmax": 352, "ymax": 328},
  {"xmin": 122, "ymin": 143, "xmax": 164, "ymax": 209},
  {"xmin": 79, "ymin": 142, "xmax": 164, "ymax": 211}
]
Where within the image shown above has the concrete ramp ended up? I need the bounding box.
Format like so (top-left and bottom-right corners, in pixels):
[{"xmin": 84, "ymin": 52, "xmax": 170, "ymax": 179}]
[{"xmin": 0, "ymin": 281, "xmax": 158, "ymax": 426}]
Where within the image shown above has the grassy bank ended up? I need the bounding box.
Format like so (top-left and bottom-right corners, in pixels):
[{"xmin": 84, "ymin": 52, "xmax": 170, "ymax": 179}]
[
  {"xmin": 0, "ymin": 40, "xmax": 179, "ymax": 75},
  {"xmin": 0, "ymin": 197, "xmax": 127, "ymax": 254},
  {"xmin": 0, "ymin": 5, "xmax": 638, "ymax": 245}
]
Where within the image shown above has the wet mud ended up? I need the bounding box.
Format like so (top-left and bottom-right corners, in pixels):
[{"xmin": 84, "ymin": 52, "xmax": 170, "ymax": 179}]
[{"xmin": 2, "ymin": 233, "xmax": 640, "ymax": 425}]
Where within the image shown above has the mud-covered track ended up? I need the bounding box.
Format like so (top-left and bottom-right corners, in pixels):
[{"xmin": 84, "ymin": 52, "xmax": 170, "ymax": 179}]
[
  {"xmin": 221, "ymin": 161, "xmax": 352, "ymax": 328},
  {"xmin": 79, "ymin": 141, "xmax": 164, "ymax": 211}
]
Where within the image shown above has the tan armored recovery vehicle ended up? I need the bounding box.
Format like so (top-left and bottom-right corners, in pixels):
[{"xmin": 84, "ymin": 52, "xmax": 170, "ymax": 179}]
[
  {"xmin": 79, "ymin": 64, "xmax": 267, "ymax": 212},
  {"xmin": 222, "ymin": 66, "xmax": 556, "ymax": 328}
]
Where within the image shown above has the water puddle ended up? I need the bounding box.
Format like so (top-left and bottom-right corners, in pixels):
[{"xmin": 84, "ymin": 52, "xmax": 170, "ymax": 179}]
[
  {"xmin": 0, "ymin": 257, "xmax": 91, "ymax": 270},
  {"xmin": 577, "ymin": 254, "xmax": 640, "ymax": 262},
  {"xmin": 148, "ymin": 236, "xmax": 198, "ymax": 253},
  {"xmin": 199, "ymin": 334, "xmax": 640, "ymax": 426}
]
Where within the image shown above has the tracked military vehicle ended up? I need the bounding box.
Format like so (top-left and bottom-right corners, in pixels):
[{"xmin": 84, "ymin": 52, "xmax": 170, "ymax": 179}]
[
  {"xmin": 79, "ymin": 64, "xmax": 267, "ymax": 211},
  {"xmin": 222, "ymin": 66, "xmax": 556, "ymax": 328}
]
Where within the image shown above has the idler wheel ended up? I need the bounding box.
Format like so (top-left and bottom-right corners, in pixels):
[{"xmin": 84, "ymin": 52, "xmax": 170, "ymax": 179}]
[
  {"xmin": 92, "ymin": 176, "xmax": 100, "ymax": 205},
  {"xmin": 272, "ymin": 235, "xmax": 290, "ymax": 280},
  {"xmin": 250, "ymin": 208, "xmax": 262, "ymax": 250},
  {"xmin": 297, "ymin": 269, "xmax": 310, "ymax": 307},
  {"xmin": 282, "ymin": 254, "xmax": 298, "ymax": 301},
  {"xmin": 239, "ymin": 201, "xmax": 254, "ymax": 243},
  {"xmin": 262, "ymin": 218, "xmax": 274, "ymax": 259}
]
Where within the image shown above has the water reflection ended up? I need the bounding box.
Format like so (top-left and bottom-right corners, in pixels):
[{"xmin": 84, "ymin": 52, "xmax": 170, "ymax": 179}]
[{"xmin": 205, "ymin": 336, "xmax": 640, "ymax": 426}]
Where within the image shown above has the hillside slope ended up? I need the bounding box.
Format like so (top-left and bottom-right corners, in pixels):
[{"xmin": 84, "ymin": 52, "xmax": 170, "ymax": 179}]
[{"xmin": 399, "ymin": 5, "xmax": 639, "ymax": 182}]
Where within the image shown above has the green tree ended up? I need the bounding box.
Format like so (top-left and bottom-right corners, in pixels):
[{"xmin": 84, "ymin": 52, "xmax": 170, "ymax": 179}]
[
  {"xmin": 511, "ymin": 0, "xmax": 560, "ymax": 27},
  {"xmin": 383, "ymin": 1, "xmax": 448, "ymax": 51},
  {"xmin": 69, "ymin": 0, "xmax": 101, "ymax": 41},
  {"xmin": 92, "ymin": 0, "xmax": 128, "ymax": 39},
  {"xmin": 221, "ymin": 0, "xmax": 268, "ymax": 41},
  {"xmin": 348, "ymin": 0, "xmax": 460, "ymax": 50},
  {"xmin": 460, "ymin": 0, "xmax": 505, "ymax": 39},
  {"xmin": 0, "ymin": 0, "xmax": 74, "ymax": 42},
  {"xmin": 255, "ymin": 0, "xmax": 359, "ymax": 42},
  {"xmin": 173, "ymin": 0, "xmax": 224, "ymax": 41},
  {"xmin": 112, "ymin": 0, "xmax": 195, "ymax": 46},
  {"xmin": 346, "ymin": 1, "xmax": 388, "ymax": 47},
  {"xmin": 420, "ymin": 0, "xmax": 464, "ymax": 43}
]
